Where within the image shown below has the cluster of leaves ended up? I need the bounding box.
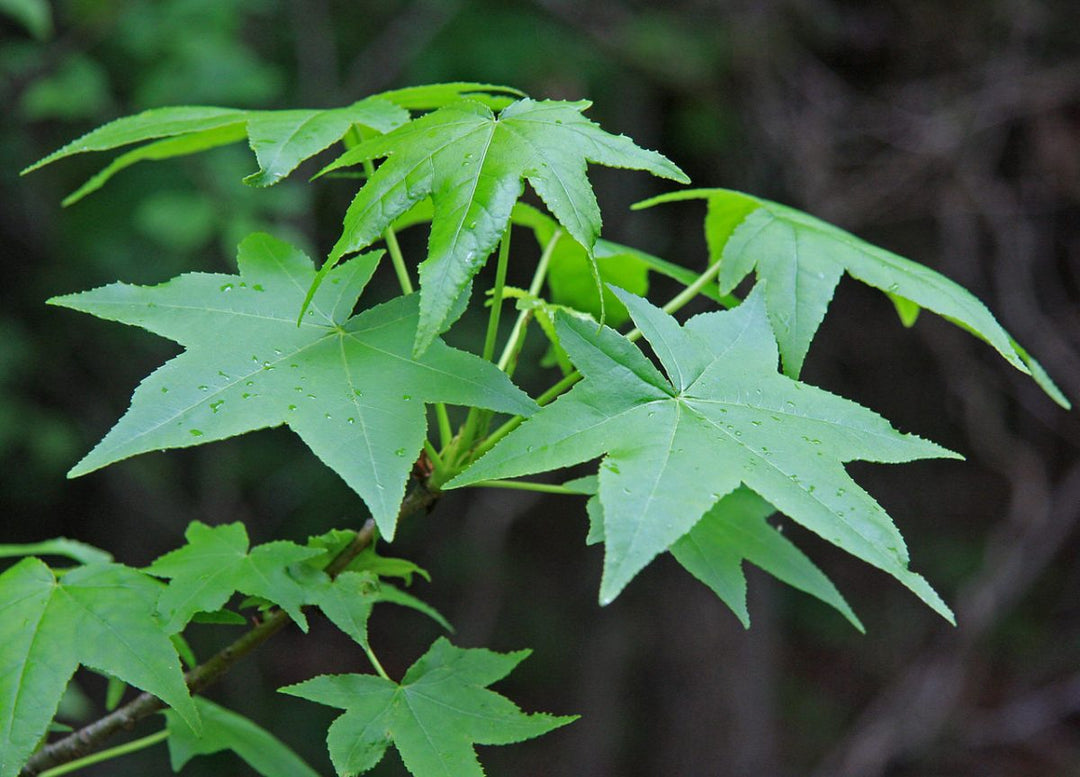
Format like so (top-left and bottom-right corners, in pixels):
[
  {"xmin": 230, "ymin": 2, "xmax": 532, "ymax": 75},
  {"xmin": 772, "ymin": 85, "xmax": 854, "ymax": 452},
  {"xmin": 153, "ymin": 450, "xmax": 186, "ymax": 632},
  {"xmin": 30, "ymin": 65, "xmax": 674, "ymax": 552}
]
[{"xmin": 6, "ymin": 81, "xmax": 1068, "ymax": 776}]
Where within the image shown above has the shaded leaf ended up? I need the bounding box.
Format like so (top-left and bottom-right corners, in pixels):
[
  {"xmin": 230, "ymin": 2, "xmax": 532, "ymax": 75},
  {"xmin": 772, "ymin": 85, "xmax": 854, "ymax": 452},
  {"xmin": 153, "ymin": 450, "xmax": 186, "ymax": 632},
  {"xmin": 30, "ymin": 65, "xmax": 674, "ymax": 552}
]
[
  {"xmin": 0, "ymin": 537, "xmax": 112, "ymax": 565},
  {"xmin": 49, "ymin": 233, "xmax": 534, "ymax": 538},
  {"xmin": 281, "ymin": 637, "xmax": 575, "ymax": 777},
  {"xmin": 0, "ymin": 559, "xmax": 197, "ymax": 777},
  {"xmin": 164, "ymin": 697, "xmax": 322, "ymax": 777},
  {"xmin": 317, "ymin": 98, "xmax": 688, "ymax": 353},
  {"xmin": 451, "ymin": 287, "xmax": 956, "ymax": 619}
]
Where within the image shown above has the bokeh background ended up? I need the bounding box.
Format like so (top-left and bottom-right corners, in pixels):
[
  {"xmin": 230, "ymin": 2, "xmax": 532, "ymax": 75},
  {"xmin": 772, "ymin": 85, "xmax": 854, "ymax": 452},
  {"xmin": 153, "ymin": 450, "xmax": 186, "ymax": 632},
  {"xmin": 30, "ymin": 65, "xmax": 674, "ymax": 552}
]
[{"xmin": 2, "ymin": 1, "xmax": 1079, "ymax": 775}]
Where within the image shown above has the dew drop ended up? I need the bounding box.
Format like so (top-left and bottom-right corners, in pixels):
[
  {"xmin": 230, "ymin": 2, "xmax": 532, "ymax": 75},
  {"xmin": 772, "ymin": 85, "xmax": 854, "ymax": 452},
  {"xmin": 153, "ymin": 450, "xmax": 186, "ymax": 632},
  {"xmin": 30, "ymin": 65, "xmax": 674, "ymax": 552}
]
[
  {"xmin": 395, "ymin": 448, "xmax": 406, "ymax": 457},
  {"xmin": 294, "ymin": 386, "xmax": 303, "ymax": 392},
  {"xmin": 252, "ymin": 284, "xmax": 265, "ymax": 292},
  {"xmin": 210, "ymin": 400, "xmax": 224, "ymax": 413},
  {"xmin": 197, "ymin": 385, "xmax": 209, "ymax": 391},
  {"xmin": 245, "ymin": 380, "xmax": 254, "ymax": 387},
  {"xmin": 219, "ymin": 283, "xmax": 233, "ymax": 292},
  {"xmin": 751, "ymin": 420, "xmax": 762, "ymax": 426},
  {"xmin": 324, "ymin": 413, "xmax": 332, "ymax": 420},
  {"xmin": 347, "ymin": 417, "xmax": 355, "ymax": 424},
  {"xmin": 288, "ymin": 404, "xmax": 297, "ymax": 411},
  {"xmin": 468, "ymin": 221, "xmax": 478, "ymax": 229},
  {"xmin": 353, "ymin": 389, "xmax": 363, "ymax": 398},
  {"xmin": 160, "ymin": 386, "xmax": 169, "ymax": 394},
  {"xmin": 888, "ymin": 282, "xmax": 900, "ymax": 292},
  {"xmin": 307, "ymin": 393, "xmax": 317, "ymax": 399},
  {"xmin": 836, "ymin": 487, "xmax": 846, "ymax": 497},
  {"xmin": 189, "ymin": 429, "xmax": 204, "ymax": 437},
  {"xmin": 401, "ymin": 394, "xmax": 411, "ymax": 401}
]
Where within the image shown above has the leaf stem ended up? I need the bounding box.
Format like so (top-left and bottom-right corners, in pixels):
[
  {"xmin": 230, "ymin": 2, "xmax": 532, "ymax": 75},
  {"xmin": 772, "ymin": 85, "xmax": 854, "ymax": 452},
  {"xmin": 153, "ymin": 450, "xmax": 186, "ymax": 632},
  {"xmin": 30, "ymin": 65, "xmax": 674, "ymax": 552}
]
[
  {"xmin": 497, "ymin": 228, "xmax": 560, "ymax": 374},
  {"xmin": 623, "ymin": 256, "xmax": 730, "ymax": 342},
  {"xmin": 363, "ymin": 645, "xmax": 392, "ymax": 681},
  {"xmin": 469, "ymin": 479, "xmax": 580, "ymax": 495},
  {"xmin": 359, "ymin": 159, "xmax": 414, "ymax": 295},
  {"xmin": 481, "ymin": 224, "xmax": 513, "ymax": 363},
  {"xmin": 38, "ymin": 730, "xmax": 168, "ymax": 777}
]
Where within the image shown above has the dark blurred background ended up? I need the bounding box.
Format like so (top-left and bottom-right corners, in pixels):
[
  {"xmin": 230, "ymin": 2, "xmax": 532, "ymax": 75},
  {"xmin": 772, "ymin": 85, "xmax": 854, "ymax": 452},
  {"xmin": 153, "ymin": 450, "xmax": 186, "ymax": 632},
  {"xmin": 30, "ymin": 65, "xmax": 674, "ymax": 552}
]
[{"xmin": 2, "ymin": 1, "xmax": 1079, "ymax": 775}]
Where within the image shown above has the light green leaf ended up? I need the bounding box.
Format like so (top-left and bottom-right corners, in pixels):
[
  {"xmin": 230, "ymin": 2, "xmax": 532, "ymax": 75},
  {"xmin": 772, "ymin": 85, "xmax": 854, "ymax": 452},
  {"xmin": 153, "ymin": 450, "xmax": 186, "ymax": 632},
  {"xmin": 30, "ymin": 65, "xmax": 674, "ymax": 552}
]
[
  {"xmin": 0, "ymin": 537, "xmax": 112, "ymax": 565},
  {"xmin": 669, "ymin": 488, "xmax": 863, "ymax": 631},
  {"xmin": 317, "ymin": 97, "xmax": 688, "ymax": 354},
  {"xmin": 451, "ymin": 287, "xmax": 956, "ymax": 619},
  {"xmin": 636, "ymin": 189, "xmax": 1069, "ymax": 408},
  {"xmin": 49, "ymin": 233, "xmax": 535, "ymax": 538},
  {"xmin": 376, "ymin": 82, "xmax": 525, "ymax": 111},
  {"xmin": 164, "ymin": 696, "xmax": 322, "ymax": 777},
  {"xmin": 145, "ymin": 522, "xmax": 321, "ymax": 633},
  {"xmin": 280, "ymin": 637, "xmax": 575, "ymax": 777},
  {"xmin": 0, "ymin": 559, "xmax": 198, "ymax": 777}
]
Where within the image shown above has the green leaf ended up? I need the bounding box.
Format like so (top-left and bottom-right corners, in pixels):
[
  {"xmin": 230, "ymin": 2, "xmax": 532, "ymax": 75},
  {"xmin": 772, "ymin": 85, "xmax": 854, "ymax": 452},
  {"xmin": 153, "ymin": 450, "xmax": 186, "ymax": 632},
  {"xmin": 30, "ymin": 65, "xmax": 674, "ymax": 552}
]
[
  {"xmin": 49, "ymin": 232, "xmax": 535, "ymax": 538},
  {"xmin": 670, "ymin": 488, "xmax": 863, "ymax": 630},
  {"xmin": 280, "ymin": 637, "xmax": 575, "ymax": 777},
  {"xmin": 23, "ymin": 84, "xmax": 526, "ymax": 201},
  {"xmin": 636, "ymin": 189, "xmax": 1069, "ymax": 408},
  {"xmin": 0, "ymin": 537, "xmax": 112, "ymax": 565},
  {"xmin": 164, "ymin": 697, "xmax": 322, "ymax": 777},
  {"xmin": 302, "ymin": 569, "xmax": 451, "ymax": 650},
  {"xmin": 145, "ymin": 522, "xmax": 321, "ymax": 633},
  {"xmin": 0, "ymin": 558, "xmax": 198, "ymax": 777},
  {"xmin": 318, "ymin": 97, "xmax": 688, "ymax": 353},
  {"xmin": 450, "ymin": 287, "xmax": 957, "ymax": 620},
  {"xmin": 580, "ymin": 483, "xmax": 862, "ymax": 630}
]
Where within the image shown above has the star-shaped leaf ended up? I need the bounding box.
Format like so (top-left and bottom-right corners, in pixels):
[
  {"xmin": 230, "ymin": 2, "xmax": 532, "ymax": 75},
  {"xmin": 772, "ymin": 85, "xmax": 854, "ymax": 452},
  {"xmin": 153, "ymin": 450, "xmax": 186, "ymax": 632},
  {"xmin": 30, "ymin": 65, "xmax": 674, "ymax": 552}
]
[
  {"xmin": 636, "ymin": 189, "xmax": 1069, "ymax": 408},
  {"xmin": 280, "ymin": 637, "xmax": 576, "ymax": 777},
  {"xmin": 450, "ymin": 286, "xmax": 957, "ymax": 618},
  {"xmin": 316, "ymin": 97, "xmax": 689, "ymax": 353},
  {"xmin": 21, "ymin": 83, "xmax": 525, "ymax": 202},
  {"xmin": 49, "ymin": 232, "xmax": 535, "ymax": 537},
  {"xmin": 145, "ymin": 522, "xmax": 322, "ymax": 633},
  {"xmin": 0, "ymin": 558, "xmax": 198, "ymax": 777}
]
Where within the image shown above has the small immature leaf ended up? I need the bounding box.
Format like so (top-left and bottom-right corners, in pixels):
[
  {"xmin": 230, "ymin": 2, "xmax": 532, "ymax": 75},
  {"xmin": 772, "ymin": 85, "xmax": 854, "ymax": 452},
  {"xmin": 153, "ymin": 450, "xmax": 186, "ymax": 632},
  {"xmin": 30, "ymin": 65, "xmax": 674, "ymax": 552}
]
[
  {"xmin": 164, "ymin": 697, "xmax": 322, "ymax": 777},
  {"xmin": 451, "ymin": 287, "xmax": 957, "ymax": 619},
  {"xmin": 145, "ymin": 522, "xmax": 321, "ymax": 633},
  {"xmin": 281, "ymin": 637, "xmax": 576, "ymax": 777},
  {"xmin": 0, "ymin": 559, "xmax": 197, "ymax": 777},
  {"xmin": 636, "ymin": 189, "xmax": 1069, "ymax": 408},
  {"xmin": 50, "ymin": 233, "xmax": 534, "ymax": 538},
  {"xmin": 318, "ymin": 98, "xmax": 688, "ymax": 353}
]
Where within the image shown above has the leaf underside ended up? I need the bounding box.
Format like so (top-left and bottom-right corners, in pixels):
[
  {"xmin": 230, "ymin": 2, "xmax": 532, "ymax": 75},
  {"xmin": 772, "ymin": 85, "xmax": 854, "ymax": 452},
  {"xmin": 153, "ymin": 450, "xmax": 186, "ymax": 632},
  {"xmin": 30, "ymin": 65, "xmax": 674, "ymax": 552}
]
[
  {"xmin": 451, "ymin": 286, "xmax": 956, "ymax": 620},
  {"xmin": 50, "ymin": 232, "xmax": 535, "ymax": 538}
]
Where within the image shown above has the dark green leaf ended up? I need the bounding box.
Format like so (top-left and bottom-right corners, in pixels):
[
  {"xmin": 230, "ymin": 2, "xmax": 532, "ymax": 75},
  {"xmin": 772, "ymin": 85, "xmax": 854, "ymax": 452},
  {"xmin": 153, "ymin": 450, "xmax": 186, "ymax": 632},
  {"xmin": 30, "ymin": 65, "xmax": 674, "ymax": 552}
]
[{"xmin": 164, "ymin": 697, "xmax": 321, "ymax": 777}]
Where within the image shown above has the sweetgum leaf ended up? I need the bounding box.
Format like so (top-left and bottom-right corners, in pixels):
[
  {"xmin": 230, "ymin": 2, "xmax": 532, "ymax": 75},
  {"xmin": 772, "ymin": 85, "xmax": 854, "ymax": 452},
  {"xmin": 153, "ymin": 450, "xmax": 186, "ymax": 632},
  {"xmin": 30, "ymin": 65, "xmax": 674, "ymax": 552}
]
[
  {"xmin": 22, "ymin": 84, "xmax": 524, "ymax": 199},
  {"xmin": 145, "ymin": 522, "xmax": 321, "ymax": 633},
  {"xmin": 49, "ymin": 233, "xmax": 534, "ymax": 538},
  {"xmin": 317, "ymin": 97, "xmax": 688, "ymax": 353},
  {"xmin": 451, "ymin": 286, "xmax": 957, "ymax": 618},
  {"xmin": 300, "ymin": 569, "xmax": 451, "ymax": 650},
  {"xmin": 280, "ymin": 637, "xmax": 575, "ymax": 777},
  {"xmin": 164, "ymin": 697, "xmax": 321, "ymax": 777},
  {"xmin": 636, "ymin": 189, "xmax": 1069, "ymax": 407},
  {"xmin": 0, "ymin": 559, "xmax": 198, "ymax": 777}
]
